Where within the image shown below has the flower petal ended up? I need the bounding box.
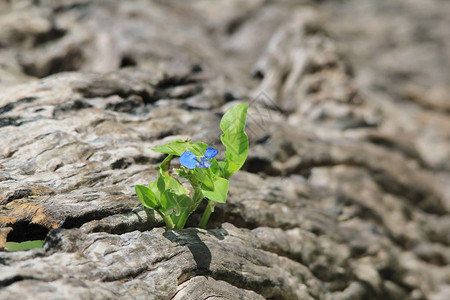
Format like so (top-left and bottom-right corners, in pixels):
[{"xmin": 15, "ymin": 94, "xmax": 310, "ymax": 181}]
[
  {"xmin": 179, "ymin": 151, "xmax": 197, "ymax": 169},
  {"xmin": 198, "ymin": 157, "xmax": 212, "ymax": 168},
  {"xmin": 204, "ymin": 147, "xmax": 218, "ymax": 159}
]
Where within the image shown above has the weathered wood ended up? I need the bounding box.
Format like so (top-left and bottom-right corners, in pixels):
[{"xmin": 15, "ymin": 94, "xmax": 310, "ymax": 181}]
[{"xmin": 1, "ymin": 0, "xmax": 449, "ymax": 299}]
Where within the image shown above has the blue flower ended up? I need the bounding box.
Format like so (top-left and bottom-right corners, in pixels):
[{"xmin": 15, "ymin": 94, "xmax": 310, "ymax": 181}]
[
  {"xmin": 204, "ymin": 147, "xmax": 218, "ymax": 159},
  {"xmin": 179, "ymin": 151, "xmax": 197, "ymax": 169},
  {"xmin": 179, "ymin": 147, "xmax": 218, "ymax": 169},
  {"xmin": 198, "ymin": 157, "xmax": 212, "ymax": 168}
]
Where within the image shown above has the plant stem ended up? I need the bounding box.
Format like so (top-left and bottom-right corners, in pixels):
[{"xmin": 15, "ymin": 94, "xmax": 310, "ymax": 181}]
[
  {"xmin": 176, "ymin": 188, "xmax": 203, "ymax": 229},
  {"xmin": 199, "ymin": 201, "xmax": 214, "ymax": 229},
  {"xmin": 163, "ymin": 215, "xmax": 175, "ymax": 229},
  {"xmin": 176, "ymin": 210, "xmax": 190, "ymax": 229},
  {"xmin": 157, "ymin": 210, "xmax": 175, "ymax": 229}
]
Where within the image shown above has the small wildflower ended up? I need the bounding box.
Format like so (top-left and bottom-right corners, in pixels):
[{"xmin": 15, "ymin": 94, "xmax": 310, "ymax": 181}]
[
  {"xmin": 179, "ymin": 147, "xmax": 218, "ymax": 169},
  {"xmin": 179, "ymin": 151, "xmax": 197, "ymax": 169},
  {"xmin": 198, "ymin": 156, "xmax": 212, "ymax": 168},
  {"xmin": 137, "ymin": 103, "xmax": 249, "ymax": 230},
  {"xmin": 204, "ymin": 147, "xmax": 218, "ymax": 159}
]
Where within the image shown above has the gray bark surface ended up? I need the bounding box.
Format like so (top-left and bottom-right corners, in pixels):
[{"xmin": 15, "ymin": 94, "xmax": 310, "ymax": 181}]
[{"xmin": 1, "ymin": 0, "xmax": 449, "ymax": 299}]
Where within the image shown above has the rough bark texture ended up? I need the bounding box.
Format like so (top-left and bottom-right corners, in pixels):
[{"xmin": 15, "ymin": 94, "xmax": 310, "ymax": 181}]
[{"xmin": 1, "ymin": 0, "xmax": 449, "ymax": 299}]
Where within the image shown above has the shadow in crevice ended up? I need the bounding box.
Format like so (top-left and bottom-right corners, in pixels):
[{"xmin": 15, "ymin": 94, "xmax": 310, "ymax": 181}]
[
  {"xmin": 162, "ymin": 228, "xmax": 226, "ymax": 271},
  {"xmin": 7, "ymin": 221, "xmax": 49, "ymax": 243}
]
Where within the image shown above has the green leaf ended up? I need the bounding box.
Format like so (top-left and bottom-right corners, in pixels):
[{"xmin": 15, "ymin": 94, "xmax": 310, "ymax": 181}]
[
  {"xmin": 156, "ymin": 176, "xmax": 167, "ymax": 209},
  {"xmin": 144, "ymin": 174, "xmax": 177, "ymax": 211},
  {"xmin": 157, "ymin": 168, "xmax": 193, "ymax": 226},
  {"xmin": 135, "ymin": 185, "xmax": 158, "ymax": 209},
  {"xmin": 153, "ymin": 140, "xmax": 209, "ymax": 156},
  {"xmin": 5, "ymin": 240, "xmax": 44, "ymax": 251},
  {"xmin": 164, "ymin": 191, "xmax": 191, "ymax": 217},
  {"xmin": 158, "ymin": 154, "xmax": 174, "ymax": 172},
  {"xmin": 157, "ymin": 167, "xmax": 191, "ymax": 213},
  {"xmin": 194, "ymin": 167, "xmax": 215, "ymax": 191},
  {"xmin": 160, "ymin": 171, "xmax": 188, "ymax": 195},
  {"xmin": 220, "ymin": 103, "xmax": 249, "ymax": 178},
  {"xmin": 175, "ymin": 168, "xmax": 201, "ymax": 190},
  {"xmin": 209, "ymin": 159, "xmax": 222, "ymax": 177},
  {"xmin": 217, "ymin": 160, "xmax": 226, "ymax": 174},
  {"xmin": 149, "ymin": 180, "xmax": 159, "ymax": 197},
  {"xmin": 202, "ymin": 177, "xmax": 229, "ymax": 203}
]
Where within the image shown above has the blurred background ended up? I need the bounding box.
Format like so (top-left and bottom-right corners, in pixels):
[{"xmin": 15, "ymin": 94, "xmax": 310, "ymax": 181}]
[
  {"xmin": 1, "ymin": 0, "xmax": 449, "ymax": 168},
  {"xmin": 0, "ymin": 0, "xmax": 449, "ymax": 299}
]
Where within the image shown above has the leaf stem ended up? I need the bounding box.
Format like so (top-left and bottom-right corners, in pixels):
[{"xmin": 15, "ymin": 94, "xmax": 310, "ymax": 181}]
[
  {"xmin": 176, "ymin": 210, "xmax": 190, "ymax": 229},
  {"xmin": 157, "ymin": 210, "xmax": 175, "ymax": 229},
  {"xmin": 199, "ymin": 201, "xmax": 214, "ymax": 229}
]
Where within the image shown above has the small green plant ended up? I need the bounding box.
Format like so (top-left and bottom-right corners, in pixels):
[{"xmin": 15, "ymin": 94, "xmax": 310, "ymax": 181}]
[{"xmin": 135, "ymin": 103, "xmax": 249, "ymax": 229}]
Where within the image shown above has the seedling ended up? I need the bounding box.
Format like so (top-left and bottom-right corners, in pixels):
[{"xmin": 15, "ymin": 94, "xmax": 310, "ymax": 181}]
[{"xmin": 135, "ymin": 103, "xmax": 249, "ymax": 229}]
